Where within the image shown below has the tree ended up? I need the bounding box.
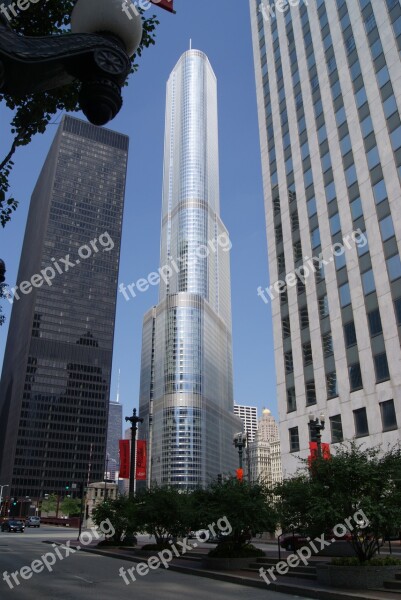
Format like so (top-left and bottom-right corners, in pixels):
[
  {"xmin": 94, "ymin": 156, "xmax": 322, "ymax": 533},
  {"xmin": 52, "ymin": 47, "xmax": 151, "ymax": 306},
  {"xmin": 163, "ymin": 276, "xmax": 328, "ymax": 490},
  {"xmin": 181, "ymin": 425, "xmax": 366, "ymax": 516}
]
[
  {"xmin": 274, "ymin": 442, "xmax": 401, "ymax": 562},
  {"xmin": 92, "ymin": 496, "xmax": 138, "ymax": 544},
  {"xmin": 202, "ymin": 478, "xmax": 277, "ymax": 552},
  {"xmin": 0, "ymin": 1, "xmax": 159, "ymax": 226},
  {"xmin": 40, "ymin": 494, "xmax": 57, "ymax": 516},
  {"xmin": 135, "ymin": 486, "xmax": 195, "ymax": 546},
  {"xmin": 60, "ymin": 496, "xmax": 81, "ymax": 517}
]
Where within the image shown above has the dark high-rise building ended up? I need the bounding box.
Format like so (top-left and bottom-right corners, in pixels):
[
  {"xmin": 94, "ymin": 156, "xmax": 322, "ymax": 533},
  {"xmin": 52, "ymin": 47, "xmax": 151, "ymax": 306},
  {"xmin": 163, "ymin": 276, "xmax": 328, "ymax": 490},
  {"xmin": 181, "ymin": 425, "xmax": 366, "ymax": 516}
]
[{"xmin": 0, "ymin": 115, "xmax": 128, "ymax": 499}]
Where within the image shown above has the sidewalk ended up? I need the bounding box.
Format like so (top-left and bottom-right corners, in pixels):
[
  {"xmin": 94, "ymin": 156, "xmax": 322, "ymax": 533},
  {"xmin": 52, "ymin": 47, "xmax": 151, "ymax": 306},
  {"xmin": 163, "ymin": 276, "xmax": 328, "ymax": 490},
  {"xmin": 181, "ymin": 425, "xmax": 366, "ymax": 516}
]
[{"xmin": 53, "ymin": 540, "xmax": 400, "ymax": 600}]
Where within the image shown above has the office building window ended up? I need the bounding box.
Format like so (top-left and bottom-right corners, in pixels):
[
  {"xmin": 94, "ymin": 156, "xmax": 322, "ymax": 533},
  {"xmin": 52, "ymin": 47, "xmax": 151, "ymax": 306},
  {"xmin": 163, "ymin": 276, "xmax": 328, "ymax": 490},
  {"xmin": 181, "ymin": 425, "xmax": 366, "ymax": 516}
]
[
  {"xmin": 379, "ymin": 215, "xmax": 395, "ymax": 241},
  {"xmin": 311, "ymin": 227, "xmax": 321, "ymax": 249},
  {"xmin": 354, "ymin": 407, "xmax": 369, "ymax": 437},
  {"xmin": 387, "ymin": 254, "xmax": 401, "ymax": 281},
  {"xmin": 362, "ymin": 269, "xmax": 376, "ymax": 295},
  {"xmin": 299, "ymin": 306, "xmax": 309, "ymax": 329},
  {"xmin": 282, "ymin": 317, "xmax": 291, "ymax": 338},
  {"xmin": 330, "ymin": 414, "xmax": 344, "ymax": 443},
  {"xmin": 287, "ymin": 387, "xmax": 297, "ymax": 413},
  {"xmin": 285, "ymin": 351, "xmax": 294, "ymax": 374},
  {"xmin": 289, "ymin": 427, "xmax": 300, "ymax": 452},
  {"xmin": 374, "ymin": 352, "xmax": 390, "ymax": 382},
  {"xmin": 278, "ymin": 253, "xmax": 286, "ymax": 273},
  {"xmin": 306, "ymin": 380, "xmax": 316, "ymax": 406},
  {"xmin": 349, "ymin": 363, "xmax": 363, "ymax": 391},
  {"xmin": 380, "ymin": 399, "xmax": 397, "ymax": 432},
  {"xmin": 294, "ymin": 240, "xmax": 303, "ymax": 262},
  {"xmin": 323, "ymin": 332, "xmax": 334, "ymax": 357},
  {"xmin": 319, "ymin": 295, "xmax": 330, "ymax": 318},
  {"xmin": 368, "ymin": 309, "xmax": 382, "ymax": 336},
  {"xmin": 344, "ymin": 321, "xmax": 357, "ymax": 347},
  {"xmin": 373, "ymin": 179, "xmax": 387, "ymax": 204},
  {"xmin": 303, "ymin": 342, "xmax": 313, "ymax": 366},
  {"xmin": 339, "ymin": 282, "xmax": 351, "ymax": 307},
  {"xmin": 326, "ymin": 371, "xmax": 338, "ymax": 398}
]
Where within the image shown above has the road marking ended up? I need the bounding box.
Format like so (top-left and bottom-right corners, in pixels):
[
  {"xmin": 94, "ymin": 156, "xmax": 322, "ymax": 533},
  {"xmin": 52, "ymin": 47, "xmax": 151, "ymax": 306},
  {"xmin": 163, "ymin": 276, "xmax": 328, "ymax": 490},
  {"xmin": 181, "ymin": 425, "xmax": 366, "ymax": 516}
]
[{"xmin": 73, "ymin": 575, "xmax": 93, "ymax": 584}]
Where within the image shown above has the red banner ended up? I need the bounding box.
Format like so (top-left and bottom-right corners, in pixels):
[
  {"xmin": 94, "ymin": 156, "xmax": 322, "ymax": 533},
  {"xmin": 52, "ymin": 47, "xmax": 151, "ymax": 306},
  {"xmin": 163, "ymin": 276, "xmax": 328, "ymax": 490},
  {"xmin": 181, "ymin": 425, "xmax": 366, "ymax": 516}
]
[
  {"xmin": 308, "ymin": 442, "xmax": 331, "ymax": 466},
  {"xmin": 236, "ymin": 468, "xmax": 243, "ymax": 481},
  {"xmin": 119, "ymin": 440, "xmax": 130, "ymax": 479},
  {"xmin": 136, "ymin": 440, "xmax": 147, "ymax": 480},
  {"xmin": 149, "ymin": 0, "xmax": 175, "ymax": 13}
]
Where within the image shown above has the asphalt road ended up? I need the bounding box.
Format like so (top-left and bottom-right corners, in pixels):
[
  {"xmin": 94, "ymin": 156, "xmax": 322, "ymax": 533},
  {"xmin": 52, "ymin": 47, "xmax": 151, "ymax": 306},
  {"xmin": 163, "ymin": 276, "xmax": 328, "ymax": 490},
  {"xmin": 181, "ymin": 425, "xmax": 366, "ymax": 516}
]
[{"xmin": 0, "ymin": 526, "xmax": 312, "ymax": 600}]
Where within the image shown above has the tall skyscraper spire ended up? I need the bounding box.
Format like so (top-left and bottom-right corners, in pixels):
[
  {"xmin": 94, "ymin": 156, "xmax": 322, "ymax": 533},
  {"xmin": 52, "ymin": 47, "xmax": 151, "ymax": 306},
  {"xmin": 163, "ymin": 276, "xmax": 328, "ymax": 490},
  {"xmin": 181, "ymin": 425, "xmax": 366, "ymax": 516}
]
[{"xmin": 139, "ymin": 49, "xmax": 241, "ymax": 489}]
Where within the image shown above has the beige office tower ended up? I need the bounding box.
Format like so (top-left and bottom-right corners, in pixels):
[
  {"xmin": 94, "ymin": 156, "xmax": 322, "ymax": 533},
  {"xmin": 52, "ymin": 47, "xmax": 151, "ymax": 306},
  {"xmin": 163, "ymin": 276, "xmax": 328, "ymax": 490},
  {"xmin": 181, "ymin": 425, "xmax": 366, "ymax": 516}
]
[{"xmin": 250, "ymin": 0, "xmax": 401, "ymax": 475}]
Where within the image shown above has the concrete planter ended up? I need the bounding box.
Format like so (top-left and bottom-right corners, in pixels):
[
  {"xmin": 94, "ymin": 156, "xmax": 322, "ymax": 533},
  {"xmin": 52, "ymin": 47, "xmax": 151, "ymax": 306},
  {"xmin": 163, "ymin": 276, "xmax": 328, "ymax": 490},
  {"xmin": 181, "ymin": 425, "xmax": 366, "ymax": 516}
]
[
  {"xmin": 316, "ymin": 564, "xmax": 401, "ymax": 589},
  {"xmin": 201, "ymin": 557, "xmax": 254, "ymax": 570}
]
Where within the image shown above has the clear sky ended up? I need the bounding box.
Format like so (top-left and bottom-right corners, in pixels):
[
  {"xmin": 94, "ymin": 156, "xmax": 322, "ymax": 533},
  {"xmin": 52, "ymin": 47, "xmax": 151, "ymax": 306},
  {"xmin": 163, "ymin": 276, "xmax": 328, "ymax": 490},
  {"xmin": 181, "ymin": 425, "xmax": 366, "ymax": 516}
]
[{"xmin": 0, "ymin": 0, "xmax": 277, "ymax": 426}]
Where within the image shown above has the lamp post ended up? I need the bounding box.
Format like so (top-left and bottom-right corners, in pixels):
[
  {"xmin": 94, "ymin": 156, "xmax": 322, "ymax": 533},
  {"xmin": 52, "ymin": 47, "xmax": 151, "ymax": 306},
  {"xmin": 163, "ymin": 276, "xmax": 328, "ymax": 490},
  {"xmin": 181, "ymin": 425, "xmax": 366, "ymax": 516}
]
[
  {"xmin": 0, "ymin": 0, "xmax": 144, "ymax": 126},
  {"xmin": 125, "ymin": 408, "xmax": 143, "ymax": 496},
  {"xmin": 0, "ymin": 484, "xmax": 9, "ymax": 516},
  {"xmin": 309, "ymin": 413, "xmax": 326, "ymax": 458},
  {"xmin": 233, "ymin": 432, "xmax": 247, "ymax": 470}
]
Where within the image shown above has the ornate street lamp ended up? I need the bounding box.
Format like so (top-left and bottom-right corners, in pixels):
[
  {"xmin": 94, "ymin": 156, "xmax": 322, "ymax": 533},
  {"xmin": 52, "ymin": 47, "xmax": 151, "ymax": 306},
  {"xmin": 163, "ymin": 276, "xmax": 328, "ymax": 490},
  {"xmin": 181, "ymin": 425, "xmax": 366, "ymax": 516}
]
[
  {"xmin": 0, "ymin": 0, "xmax": 144, "ymax": 126},
  {"xmin": 233, "ymin": 432, "xmax": 247, "ymax": 470},
  {"xmin": 309, "ymin": 413, "xmax": 326, "ymax": 458},
  {"xmin": 125, "ymin": 408, "xmax": 143, "ymax": 496}
]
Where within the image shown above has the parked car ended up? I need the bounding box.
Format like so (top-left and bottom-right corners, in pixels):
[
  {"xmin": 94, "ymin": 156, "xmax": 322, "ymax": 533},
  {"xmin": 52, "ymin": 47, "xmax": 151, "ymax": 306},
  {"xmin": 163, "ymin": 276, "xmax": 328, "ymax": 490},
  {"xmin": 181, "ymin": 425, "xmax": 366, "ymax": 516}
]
[
  {"xmin": 280, "ymin": 532, "xmax": 308, "ymax": 551},
  {"xmin": 1, "ymin": 520, "xmax": 25, "ymax": 533},
  {"xmin": 25, "ymin": 516, "xmax": 40, "ymax": 528}
]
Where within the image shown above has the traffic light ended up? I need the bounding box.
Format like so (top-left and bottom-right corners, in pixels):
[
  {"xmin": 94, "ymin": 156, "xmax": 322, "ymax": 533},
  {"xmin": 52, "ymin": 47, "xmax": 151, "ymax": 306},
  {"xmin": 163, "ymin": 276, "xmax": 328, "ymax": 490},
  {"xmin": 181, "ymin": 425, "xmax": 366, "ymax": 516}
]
[{"xmin": 65, "ymin": 485, "xmax": 70, "ymax": 491}]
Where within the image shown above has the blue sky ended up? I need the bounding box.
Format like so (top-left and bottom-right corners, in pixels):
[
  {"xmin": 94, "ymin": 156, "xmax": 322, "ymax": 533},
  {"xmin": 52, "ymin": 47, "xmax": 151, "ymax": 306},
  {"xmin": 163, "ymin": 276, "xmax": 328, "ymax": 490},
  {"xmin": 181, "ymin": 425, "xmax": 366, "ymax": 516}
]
[{"xmin": 0, "ymin": 0, "xmax": 277, "ymax": 424}]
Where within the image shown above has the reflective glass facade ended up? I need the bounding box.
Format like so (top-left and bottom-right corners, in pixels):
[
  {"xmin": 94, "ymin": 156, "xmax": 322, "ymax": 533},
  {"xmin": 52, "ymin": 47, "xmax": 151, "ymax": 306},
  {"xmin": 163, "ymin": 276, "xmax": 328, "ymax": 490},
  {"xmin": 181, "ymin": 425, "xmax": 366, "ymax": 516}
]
[
  {"xmin": 139, "ymin": 50, "xmax": 241, "ymax": 489},
  {"xmin": 0, "ymin": 116, "xmax": 128, "ymax": 498}
]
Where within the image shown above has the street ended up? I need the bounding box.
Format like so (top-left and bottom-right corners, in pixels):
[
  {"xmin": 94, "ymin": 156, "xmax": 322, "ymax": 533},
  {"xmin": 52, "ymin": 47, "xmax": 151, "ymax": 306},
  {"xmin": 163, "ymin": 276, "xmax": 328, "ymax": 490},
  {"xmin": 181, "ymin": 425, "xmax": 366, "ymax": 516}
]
[{"xmin": 0, "ymin": 526, "xmax": 312, "ymax": 599}]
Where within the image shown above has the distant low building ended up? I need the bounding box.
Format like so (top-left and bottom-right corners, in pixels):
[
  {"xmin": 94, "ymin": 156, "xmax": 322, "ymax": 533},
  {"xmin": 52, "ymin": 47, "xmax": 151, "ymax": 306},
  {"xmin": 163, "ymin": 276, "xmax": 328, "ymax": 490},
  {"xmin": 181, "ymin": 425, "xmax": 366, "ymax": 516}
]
[{"xmin": 85, "ymin": 481, "xmax": 118, "ymax": 528}]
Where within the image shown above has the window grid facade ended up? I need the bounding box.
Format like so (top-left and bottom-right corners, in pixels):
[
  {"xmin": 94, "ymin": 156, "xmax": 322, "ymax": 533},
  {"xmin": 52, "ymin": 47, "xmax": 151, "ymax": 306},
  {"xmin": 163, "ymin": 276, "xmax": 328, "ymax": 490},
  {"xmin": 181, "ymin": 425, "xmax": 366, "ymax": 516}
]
[{"xmin": 251, "ymin": 0, "xmax": 401, "ymax": 475}]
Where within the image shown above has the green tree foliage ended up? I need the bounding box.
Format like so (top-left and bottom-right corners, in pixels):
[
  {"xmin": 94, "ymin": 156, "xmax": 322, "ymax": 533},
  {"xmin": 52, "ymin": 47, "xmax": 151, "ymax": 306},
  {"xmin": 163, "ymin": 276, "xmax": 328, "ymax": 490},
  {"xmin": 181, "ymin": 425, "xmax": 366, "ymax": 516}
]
[
  {"xmin": 201, "ymin": 478, "xmax": 277, "ymax": 549},
  {"xmin": 92, "ymin": 496, "xmax": 137, "ymax": 544},
  {"xmin": 0, "ymin": 1, "xmax": 159, "ymax": 226},
  {"xmin": 274, "ymin": 442, "xmax": 401, "ymax": 562},
  {"xmin": 60, "ymin": 496, "xmax": 81, "ymax": 517},
  {"xmin": 40, "ymin": 493, "xmax": 57, "ymax": 516},
  {"xmin": 136, "ymin": 486, "xmax": 194, "ymax": 545}
]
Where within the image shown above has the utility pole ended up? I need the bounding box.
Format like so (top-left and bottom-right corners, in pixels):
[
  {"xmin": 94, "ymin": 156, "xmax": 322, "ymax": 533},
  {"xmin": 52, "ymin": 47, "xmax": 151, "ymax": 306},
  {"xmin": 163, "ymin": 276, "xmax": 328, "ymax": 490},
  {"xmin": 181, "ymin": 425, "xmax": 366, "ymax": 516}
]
[{"xmin": 125, "ymin": 408, "xmax": 143, "ymax": 496}]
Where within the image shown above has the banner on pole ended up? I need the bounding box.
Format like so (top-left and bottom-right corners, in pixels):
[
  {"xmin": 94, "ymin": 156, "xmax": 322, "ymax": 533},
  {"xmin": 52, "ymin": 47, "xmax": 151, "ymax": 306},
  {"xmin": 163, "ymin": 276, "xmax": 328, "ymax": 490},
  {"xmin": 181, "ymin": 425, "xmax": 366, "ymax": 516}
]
[
  {"xmin": 149, "ymin": 0, "xmax": 175, "ymax": 13},
  {"xmin": 119, "ymin": 440, "xmax": 130, "ymax": 478},
  {"xmin": 136, "ymin": 440, "xmax": 147, "ymax": 480}
]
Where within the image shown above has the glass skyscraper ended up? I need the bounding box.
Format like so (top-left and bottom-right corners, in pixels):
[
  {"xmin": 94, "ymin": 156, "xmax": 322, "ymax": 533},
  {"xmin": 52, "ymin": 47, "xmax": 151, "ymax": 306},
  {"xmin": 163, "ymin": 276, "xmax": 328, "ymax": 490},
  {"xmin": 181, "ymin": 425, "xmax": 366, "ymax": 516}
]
[
  {"xmin": 250, "ymin": 0, "xmax": 401, "ymax": 475},
  {"xmin": 0, "ymin": 115, "xmax": 128, "ymax": 498},
  {"xmin": 139, "ymin": 49, "xmax": 241, "ymax": 489}
]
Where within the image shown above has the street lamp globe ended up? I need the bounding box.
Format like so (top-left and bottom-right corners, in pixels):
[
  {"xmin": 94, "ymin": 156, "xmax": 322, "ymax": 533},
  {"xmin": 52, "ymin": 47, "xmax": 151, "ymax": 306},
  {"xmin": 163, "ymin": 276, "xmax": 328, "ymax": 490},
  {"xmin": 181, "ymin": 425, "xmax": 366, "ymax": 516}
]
[{"xmin": 71, "ymin": 0, "xmax": 143, "ymax": 57}]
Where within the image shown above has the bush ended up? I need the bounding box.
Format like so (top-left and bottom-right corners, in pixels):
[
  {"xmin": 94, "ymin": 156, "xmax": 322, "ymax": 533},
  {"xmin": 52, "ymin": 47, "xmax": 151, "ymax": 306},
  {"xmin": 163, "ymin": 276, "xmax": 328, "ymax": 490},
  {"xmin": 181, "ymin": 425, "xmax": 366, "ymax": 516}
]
[
  {"xmin": 332, "ymin": 556, "xmax": 401, "ymax": 567},
  {"xmin": 208, "ymin": 542, "xmax": 265, "ymax": 559}
]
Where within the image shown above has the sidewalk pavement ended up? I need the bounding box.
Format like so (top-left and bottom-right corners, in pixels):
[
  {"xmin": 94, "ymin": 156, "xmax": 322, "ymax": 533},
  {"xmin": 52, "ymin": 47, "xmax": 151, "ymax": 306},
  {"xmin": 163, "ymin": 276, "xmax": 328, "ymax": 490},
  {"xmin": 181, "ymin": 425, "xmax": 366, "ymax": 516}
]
[{"xmin": 46, "ymin": 539, "xmax": 399, "ymax": 600}]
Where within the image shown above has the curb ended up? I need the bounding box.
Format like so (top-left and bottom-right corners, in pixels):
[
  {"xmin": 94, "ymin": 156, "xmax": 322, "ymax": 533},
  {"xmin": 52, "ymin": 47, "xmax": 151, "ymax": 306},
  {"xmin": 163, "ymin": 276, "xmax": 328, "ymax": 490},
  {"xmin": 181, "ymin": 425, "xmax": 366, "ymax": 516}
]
[{"xmin": 72, "ymin": 545, "xmax": 394, "ymax": 600}]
